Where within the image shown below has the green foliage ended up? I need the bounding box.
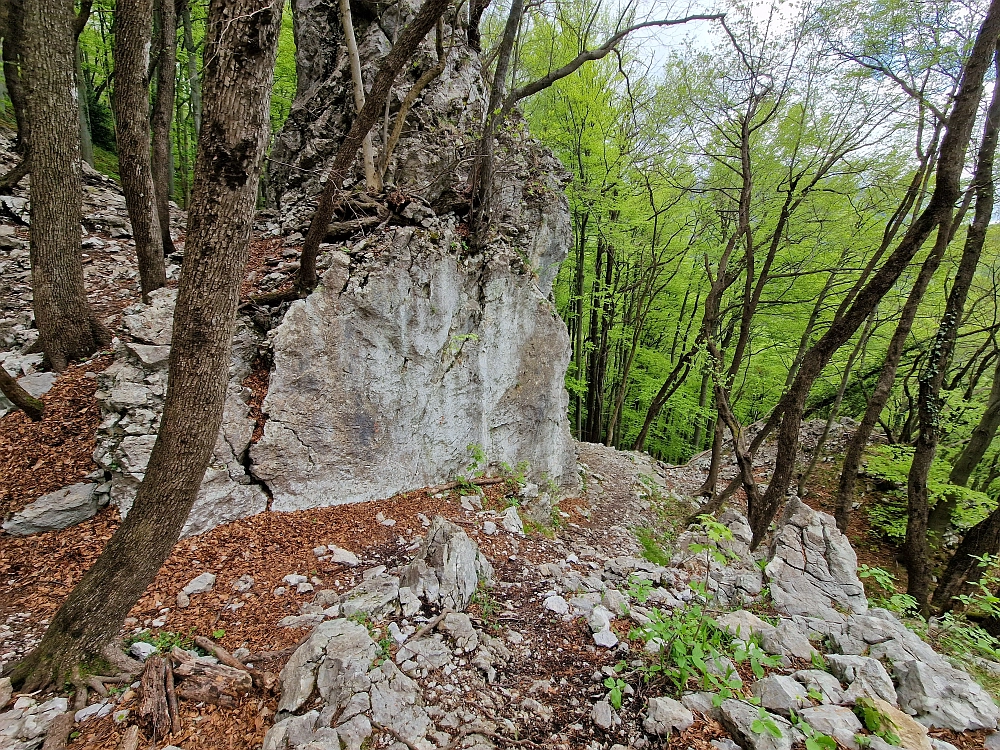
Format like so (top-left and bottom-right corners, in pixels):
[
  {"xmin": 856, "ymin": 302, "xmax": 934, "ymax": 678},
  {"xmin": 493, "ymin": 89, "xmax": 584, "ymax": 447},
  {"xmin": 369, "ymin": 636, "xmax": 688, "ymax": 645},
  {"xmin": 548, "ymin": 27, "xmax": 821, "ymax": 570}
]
[
  {"xmin": 470, "ymin": 583, "xmax": 501, "ymax": 632},
  {"xmin": 126, "ymin": 628, "xmax": 196, "ymax": 653},
  {"xmin": 636, "ymin": 527, "xmax": 671, "ymax": 566},
  {"xmin": 626, "ymin": 574, "xmax": 653, "ymax": 604},
  {"xmin": 853, "ymin": 697, "xmax": 901, "ymax": 746},
  {"xmin": 791, "ymin": 713, "xmax": 837, "ymax": 750},
  {"xmin": 750, "ymin": 705, "xmax": 784, "ymax": 738},
  {"xmin": 603, "ymin": 675, "xmax": 627, "ymax": 709},
  {"xmin": 865, "ymin": 445, "xmax": 996, "ymax": 540},
  {"xmin": 454, "ymin": 443, "xmax": 487, "ymax": 493},
  {"xmin": 858, "ymin": 565, "xmax": 919, "ymax": 616}
]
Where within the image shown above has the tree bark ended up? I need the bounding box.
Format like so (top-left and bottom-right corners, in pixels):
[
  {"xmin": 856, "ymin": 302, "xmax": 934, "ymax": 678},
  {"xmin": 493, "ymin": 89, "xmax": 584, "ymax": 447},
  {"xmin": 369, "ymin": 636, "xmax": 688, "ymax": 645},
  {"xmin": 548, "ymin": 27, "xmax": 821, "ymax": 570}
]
[
  {"xmin": 949, "ymin": 354, "xmax": 1000, "ymax": 486},
  {"xmin": 748, "ymin": 2, "xmax": 1000, "ymax": 548},
  {"xmin": 835, "ymin": 230, "xmax": 949, "ymax": 531},
  {"xmin": 1, "ymin": 0, "xmax": 27, "ymax": 155},
  {"xmin": 338, "ymin": 0, "xmax": 380, "ymax": 191},
  {"xmin": 112, "ymin": 0, "xmax": 166, "ymax": 300},
  {"xmin": 297, "ymin": 0, "xmax": 452, "ymax": 294},
  {"xmin": 152, "ymin": 0, "xmax": 179, "ymax": 256},
  {"xmin": 931, "ymin": 502, "xmax": 1000, "ymax": 612},
  {"xmin": 0, "ymin": 367, "xmax": 44, "ymax": 421},
  {"xmin": 75, "ymin": 43, "xmax": 94, "ymax": 167},
  {"xmin": 180, "ymin": 0, "xmax": 201, "ymax": 135},
  {"xmin": 22, "ymin": 0, "xmax": 109, "ymax": 372},
  {"xmin": 905, "ymin": 43, "xmax": 1000, "ymax": 611},
  {"xmin": 7, "ymin": 0, "xmax": 282, "ymax": 692}
]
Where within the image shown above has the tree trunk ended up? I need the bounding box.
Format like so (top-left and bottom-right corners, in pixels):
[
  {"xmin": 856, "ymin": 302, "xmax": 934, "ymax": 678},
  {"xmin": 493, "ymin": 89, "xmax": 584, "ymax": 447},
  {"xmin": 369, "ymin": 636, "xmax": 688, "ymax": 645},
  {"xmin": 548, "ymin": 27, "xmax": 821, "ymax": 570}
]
[
  {"xmin": 75, "ymin": 43, "xmax": 94, "ymax": 167},
  {"xmin": 113, "ymin": 0, "xmax": 166, "ymax": 301},
  {"xmin": 338, "ymin": 0, "xmax": 380, "ymax": 191},
  {"xmin": 949, "ymin": 355, "xmax": 1000, "ymax": 486},
  {"xmin": 835, "ymin": 231, "xmax": 948, "ymax": 531},
  {"xmin": 180, "ymin": 0, "xmax": 201, "ymax": 135},
  {"xmin": 22, "ymin": 0, "xmax": 109, "ymax": 372},
  {"xmin": 0, "ymin": 0, "xmax": 30, "ymax": 190},
  {"xmin": 152, "ymin": 0, "xmax": 178, "ymax": 256},
  {"xmin": 7, "ymin": 0, "xmax": 282, "ymax": 692},
  {"xmin": 931, "ymin": 502, "xmax": 1000, "ymax": 612},
  {"xmin": 906, "ymin": 44, "xmax": 1000, "ymax": 611},
  {"xmin": 0, "ymin": 366, "xmax": 44, "ymax": 421},
  {"xmin": 748, "ymin": 2, "xmax": 1000, "ymax": 548},
  {"xmin": 297, "ymin": 0, "xmax": 453, "ymax": 294}
]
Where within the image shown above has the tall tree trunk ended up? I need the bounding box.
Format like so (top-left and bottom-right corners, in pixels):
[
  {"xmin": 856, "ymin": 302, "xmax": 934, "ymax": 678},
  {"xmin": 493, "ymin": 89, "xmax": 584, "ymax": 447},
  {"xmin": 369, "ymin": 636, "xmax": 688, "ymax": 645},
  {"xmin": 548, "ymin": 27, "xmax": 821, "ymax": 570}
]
[
  {"xmin": 931, "ymin": 502, "xmax": 1000, "ymax": 612},
  {"xmin": 0, "ymin": 0, "xmax": 30, "ymax": 191},
  {"xmin": 180, "ymin": 0, "xmax": 201, "ymax": 135},
  {"xmin": 75, "ymin": 43, "xmax": 94, "ymax": 167},
  {"xmin": 573, "ymin": 214, "xmax": 586, "ymax": 439},
  {"xmin": 836, "ymin": 232, "xmax": 949, "ymax": 531},
  {"xmin": 22, "ymin": 0, "xmax": 109, "ymax": 372},
  {"xmin": 338, "ymin": 0, "xmax": 380, "ymax": 191},
  {"xmin": 152, "ymin": 0, "xmax": 178, "ymax": 256},
  {"xmin": 112, "ymin": 0, "xmax": 166, "ymax": 300},
  {"xmin": 906, "ymin": 45, "xmax": 1000, "ymax": 611},
  {"xmin": 748, "ymin": 3, "xmax": 1000, "ymax": 548},
  {"xmin": 692, "ymin": 370, "xmax": 710, "ymax": 449},
  {"xmin": 949, "ymin": 355, "xmax": 1000, "ymax": 486},
  {"xmin": 7, "ymin": 0, "xmax": 283, "ymax": 692},
  {"xmin": 297, "ymin": 0, "xmax": 453, "ymax": 294}
]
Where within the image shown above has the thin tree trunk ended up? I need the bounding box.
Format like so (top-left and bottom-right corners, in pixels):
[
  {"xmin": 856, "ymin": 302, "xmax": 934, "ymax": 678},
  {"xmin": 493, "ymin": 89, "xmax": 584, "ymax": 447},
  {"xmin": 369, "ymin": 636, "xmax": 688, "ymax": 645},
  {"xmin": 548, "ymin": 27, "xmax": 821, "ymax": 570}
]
[
  {"xmin": 180, "ymin": 0, "xmax": 201, "ymax": 136},
  {"xmin": 0, "ymin": 367, "xmax": 44, "ymax": 421},
  {"xmin": 7, "ymin": 0, "xmax": 282, "ymax": 692},
  {"xmin": 634, "ymin": 347, "xmax": 696, "ymax": 451},
  {"xmin": 906, "ymin": 45, "xmax": 1000, "ymax": 611},
  {"xmin": 112, "ymin": 0, "xmax": 166, "ymax": 300},
  {"xmin": 76, "ymin": 43, "xmax": 94, "ymax": 167},
  {"xmin": 749, "ymin": 4, "xmax": 1000, "ymax": 548},
  {"xmin": 22, "ymin": 0, "xmax": 109, "ymax": 372},
  {"xmin": 152, "ymin": 0, "xmax": 178, "ymax": 256},
  {"xmin": 692, "ymin": 370, "xmax": 710, "ymax": 449},
  {"xmin": 297, "ymin": 0, "xmax": 453, "ymax": 294},
  {"xmin": 949, "ymin": 355, "xmax": 1000, "ymax": 486},
  {"xmin": 0, "ymin": 0, "xmax": 29, "ymax": 190},
  {"xmin": 338, "ymin": 0, "xmax": 381, "ymax": 191},
  {"xmin": 931, "ymin": 502, "xmax": 1000, "ymax": 612},
  {"xmin": 836, "ymin": 232, "xmax": 950, "ymax": 531},
  {"xmin": 798, "ymin": 311, "xmax": 875, "ymax": 496}
]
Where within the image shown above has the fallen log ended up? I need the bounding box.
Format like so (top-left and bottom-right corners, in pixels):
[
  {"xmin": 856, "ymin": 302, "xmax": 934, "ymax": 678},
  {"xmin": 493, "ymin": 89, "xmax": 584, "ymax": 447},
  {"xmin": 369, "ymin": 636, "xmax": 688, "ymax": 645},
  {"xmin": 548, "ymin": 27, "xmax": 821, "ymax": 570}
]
[
  {"xmin": 138, "ymin": 656, "xmax": 171, "ymax": 739},
  {"xmin": 170, "ymin": 647, "xmax": 252, "ymax": 707}
]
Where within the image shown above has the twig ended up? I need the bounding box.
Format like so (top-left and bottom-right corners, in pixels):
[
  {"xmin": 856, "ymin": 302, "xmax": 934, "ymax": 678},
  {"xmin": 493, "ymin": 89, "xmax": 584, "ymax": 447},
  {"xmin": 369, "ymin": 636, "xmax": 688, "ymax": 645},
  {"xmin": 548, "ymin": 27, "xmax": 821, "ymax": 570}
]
[
  {"xmin": 426, "ymin": 476, "xmax": 507, "ymax": 494},
  {"xmin": 193, "ymin": 636, "xmax": 248, "ymax": 672},
  {"xmin": 412, "ymin": 608, "xmax": 453, "ymax": 640},
  {"xmin": 164, "ymin": 659, "xmax": 181, "ymax": 735},
  {"xmin": 374, "ymin": 722, "xmax": 423, "ymax": 750}
]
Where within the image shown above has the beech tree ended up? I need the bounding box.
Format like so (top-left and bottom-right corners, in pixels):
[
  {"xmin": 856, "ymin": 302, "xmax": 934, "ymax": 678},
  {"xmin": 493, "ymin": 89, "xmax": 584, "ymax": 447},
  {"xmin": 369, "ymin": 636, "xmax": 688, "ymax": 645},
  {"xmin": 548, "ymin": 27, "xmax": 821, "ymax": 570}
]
[
  {"xmin": 112, "ymin": 0, "xmax": 167, "ymax": 299},
  {"xmin": 152, "ymin": 0, "xmax": 179, "ymax": 256},
  {"xmin": 7, "ymin": 0, "xmax": 283, "ymax": 690},
  {"xmin": 22, "ymin": 0, "xmax": 109, "ymax": 371}
]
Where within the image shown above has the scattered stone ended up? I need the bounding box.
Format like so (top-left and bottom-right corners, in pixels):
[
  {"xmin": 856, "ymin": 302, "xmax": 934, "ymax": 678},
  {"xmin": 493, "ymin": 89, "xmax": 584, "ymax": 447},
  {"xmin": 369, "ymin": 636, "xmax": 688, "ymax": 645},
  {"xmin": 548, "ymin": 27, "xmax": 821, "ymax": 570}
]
[
  {"xmin": 718, "ymin": 699, "xmax": 796, "ymax": 750},
  {"xmin": 231, "ymin": 574, "xmax": 255, "ymax": 592},
  {"xmin": 340, "ymin": 574, "xmax": 401, "ymax": 619},
  {"xmin": 0, "ymin": 677, "xmax": 12, "ymax": 708},
  {"xmin": 750, "ymin": 675, "xmax": 809, "ymax": 716},
  {"xmin": 543, "ymin": 595, "xmax": 569, "ymax": 615},
  {"xmin": 2, "ymin": 483, "xmax": 98, "ymax": 536},
  {"xmin": 592, "ymin": 700, "xmax": 614, "ymax": 730},
  {"xmin": 399, "ymin": 516, "xmax": 494, "ymax": 611},
  {"xmin": 482, "ymin": 520, "xmax": 497, "ymax": 535},
  {"xmin": 796, "ymin": 705, "xmax": 862, "ymax": 738},
  {"xmin": 75, "ymin": 701, "xmax": 111, "ymax": 722},
  {"xmin": 791, "ymin": 669, "xmax": 845, "ymax": 705},
  {"xmin": 593, "ymin": 629, "xmax": 619, "ymax": 648},
  {"xmin": 893, "ymin": 658, "xmax": 1000, "ymax": 731},
  {"xmin": 825, "ymin": 654, "xmax": 897, "ymax": 705},
  {"xmin": 643, "ymin": 696, "xmax": 694, "ymax": 735},
  {"xmin": 759, "ymin": 620, "xmax": 815, "ymax": 660},
  {"xmin": 327, "ymin": 545, "xmax": 361, "ymax": 567},
  {"xmin": 869, "ymin": 697, "xmax": 932, "ymax": 750},
  {"xmin": 182, "ymin": 572, "xmax": 217, "ymax": 596},
  {"xmin": 129, "ymin": 642, "xmax": 158, "ymax": 661},
  {"xmin": 715, "ymin": 610, "xmax": 772, "ymax": 639},
  {"xmin": 501, "ymin": 506, "xmax": 524, "ymax": 535}
]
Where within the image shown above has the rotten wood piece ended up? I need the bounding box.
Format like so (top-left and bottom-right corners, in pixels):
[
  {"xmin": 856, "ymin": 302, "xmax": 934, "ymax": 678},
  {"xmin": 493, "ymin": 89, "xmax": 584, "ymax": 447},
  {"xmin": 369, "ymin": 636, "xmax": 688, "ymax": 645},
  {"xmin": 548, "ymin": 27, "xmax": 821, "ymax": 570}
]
[
  {"xmin": 170, "ymin": 646, "xmax": 252, "ymax": 707},
  {"xmin": 138, "ymin": 655, "xmax": 171, "ymax": 739},
  {"xmin": 118, "ymin": 725, "xmax": 140, "ymax": 750}
]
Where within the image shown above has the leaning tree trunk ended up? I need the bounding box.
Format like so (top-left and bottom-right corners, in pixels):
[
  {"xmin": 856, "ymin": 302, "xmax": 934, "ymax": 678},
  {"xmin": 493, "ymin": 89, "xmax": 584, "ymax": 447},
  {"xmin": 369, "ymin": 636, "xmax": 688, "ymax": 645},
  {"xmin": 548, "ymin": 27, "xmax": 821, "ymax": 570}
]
[
  {"xmin": 7, "ymin": 0, "xmax": 283, "ymax": 692},
  {"xmin": 747, "ymin": 2, "xmax": 1000, "ymax": 548},
  {"xmin": 22, "ymin": 0, "xmax": 109, "ymax": 372},
  {"xmin": 152, "ymin": 0, "xmax": 179, "ymax": 256},
  {"xmin": 296, "ymin": 0, "xmax": 453, "ymax": 293},
  {"xmin": 112, "ymin": 0, "xmax": 166, "ymax": 301},
  {"xmin": 0, "ymin": 367, "xmax": 43, "ymax": 421},
  {"xmin": 835, "ymin": 228, "xmax": 948, "ymax": 531},
  {"xmin": 949, "ymin": 354, "xmax": 1000, "ymax": 486},
  {"xmin": 905, "ymin": 45, "xmax": 1000, "ymax": 612},
  {"xmin": 931, "ymin": 502, "xmax": 1000, "ymax": 612}
]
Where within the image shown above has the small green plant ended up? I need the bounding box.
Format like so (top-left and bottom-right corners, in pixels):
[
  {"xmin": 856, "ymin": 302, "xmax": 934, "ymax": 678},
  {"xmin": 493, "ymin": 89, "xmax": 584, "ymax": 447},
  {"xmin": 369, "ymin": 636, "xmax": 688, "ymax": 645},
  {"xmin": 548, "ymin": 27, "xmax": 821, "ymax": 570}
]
[
  {"xmin": 858, "ymin": 565, "xmax": 919, "ymax": 615},
  {"xmin": 212, "ymin": 628, "xmax": 226, "ymax": 640},
  {"xmin": 750, "ymin": 706, "xmax": 783, "ymax": 738},
  {"xmin": 806, "ymin": 686, "xmax": 824, "ymax": 703},
  {"xmin": 627, "ymin": 575, "xmax": 653, "ymax": 604},
  {"xmin": 470, "ymin": 583, "xmax": 501, "ymax": 632},
  {"xmin": 448, "ymin": 332, "xmax": 480, "ymax": 354},
  {"xmin": 454, "ymin": 443, "xmax": 487, "ymax": 493},
  {"xmin": 603, "ymin": 676, "xmax": 627, "ymax": 709},
  {"xmin": 733, "ymin": 639, "xmax": 782, "ymax": 680},
  {"xmin": 791, "ymin": 713, "xmax": 837, "ymax": 750},
  {"xmin": 810, "ymin": 649, "xmax": 827, "ymax": 671},
  {"xmin": 854, "ymin": 697, "xmax": 901, "ymax": 746},
  {"xmin": 126, "ymin": 629, "xmax": 196, "ymax": 653}
]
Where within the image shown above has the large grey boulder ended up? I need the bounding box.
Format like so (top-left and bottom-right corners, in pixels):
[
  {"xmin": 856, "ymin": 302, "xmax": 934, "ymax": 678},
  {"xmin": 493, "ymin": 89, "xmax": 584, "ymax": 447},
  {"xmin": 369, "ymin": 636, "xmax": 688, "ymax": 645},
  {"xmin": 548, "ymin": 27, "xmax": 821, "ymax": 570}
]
[
  {"xmin": 825, "ymin": 655, "xmax": 896, "ymax": 705},
  {"xmin": 893, "ymin": 658, "xmax": 999, "ymax": 732},
  {"xmin": 93, "ymin": 290, "xmax": 266, "ymax": 537},
  {"xmin": 643, "ymin": 696, "xmax": 694, "ymax": 735},
  {"xmin": 750, "ymin": 675, "xmax": 809, "ymax": 717},
  {"xmin": 250, "ymin": 225, "xmax": 579, "ymax": 512},
  {"xmin": 399, "ymin": 516, "xmax": 494, "ymax": 611},
  {"xmin": 765, "ymin": 497, "xmax": 867, "ymax": 620},
  {"xmin": 3, "ymin": 483, "xmax": 98, "ymax": 535}
]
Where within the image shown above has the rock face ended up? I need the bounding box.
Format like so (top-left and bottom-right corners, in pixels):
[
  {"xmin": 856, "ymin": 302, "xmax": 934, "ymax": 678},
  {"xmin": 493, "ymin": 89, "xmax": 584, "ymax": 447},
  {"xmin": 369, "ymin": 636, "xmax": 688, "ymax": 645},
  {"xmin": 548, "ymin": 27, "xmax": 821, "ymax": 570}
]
[
  {"xmin": 93, "ymin": 289, "xmax": 268, "ymax": 537},
  {"xmin": 250, "ymin": 221, "xmax": 579, "ymax": 511}
]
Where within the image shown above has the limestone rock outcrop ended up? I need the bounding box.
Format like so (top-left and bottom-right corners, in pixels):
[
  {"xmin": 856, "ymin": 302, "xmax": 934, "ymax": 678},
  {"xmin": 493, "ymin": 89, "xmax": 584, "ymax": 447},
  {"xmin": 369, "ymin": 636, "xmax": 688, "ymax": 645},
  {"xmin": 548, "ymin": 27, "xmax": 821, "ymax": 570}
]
[{"xmin": 249, "ymin": 218, "xmax": 579, "ymax": 511}]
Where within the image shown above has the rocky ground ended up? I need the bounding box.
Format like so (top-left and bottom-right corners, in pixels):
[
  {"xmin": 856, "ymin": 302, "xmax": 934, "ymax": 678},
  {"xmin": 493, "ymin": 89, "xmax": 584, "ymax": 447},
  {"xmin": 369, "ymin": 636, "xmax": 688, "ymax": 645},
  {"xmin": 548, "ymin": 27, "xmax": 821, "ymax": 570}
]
[{"xmin": 1, "ymin": 140, "xmax": 999, "ymax": 750}]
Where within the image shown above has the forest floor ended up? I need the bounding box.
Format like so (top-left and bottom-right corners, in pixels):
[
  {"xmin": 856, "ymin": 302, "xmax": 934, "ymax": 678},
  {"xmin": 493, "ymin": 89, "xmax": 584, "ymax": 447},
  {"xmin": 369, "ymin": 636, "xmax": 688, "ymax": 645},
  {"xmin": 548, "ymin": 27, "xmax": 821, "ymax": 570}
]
[{"xmin": 0, "ymin": 136, "xmax": 992, "ymax": 750}]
